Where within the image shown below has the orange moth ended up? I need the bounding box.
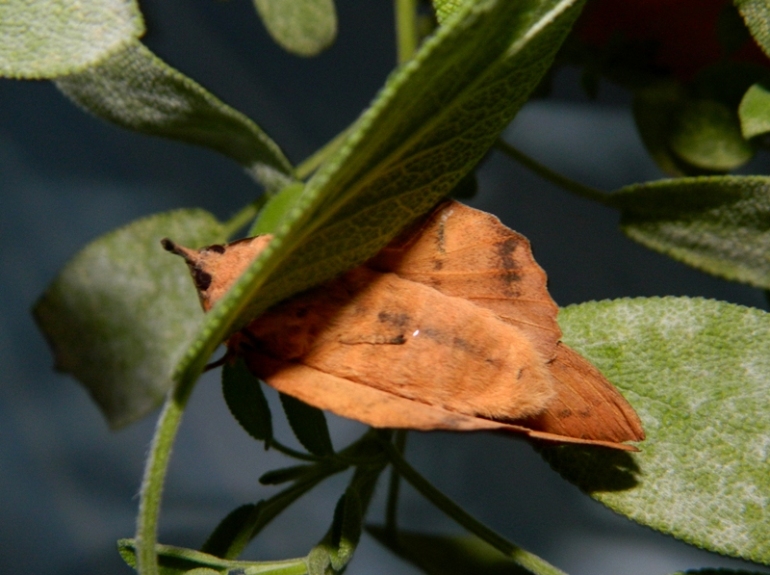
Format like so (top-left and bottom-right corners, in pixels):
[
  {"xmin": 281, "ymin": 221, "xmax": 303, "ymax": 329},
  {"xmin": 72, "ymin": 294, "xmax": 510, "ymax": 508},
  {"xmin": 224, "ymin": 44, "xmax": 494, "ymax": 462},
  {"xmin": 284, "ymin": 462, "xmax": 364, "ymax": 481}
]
[{"xmin": 163, "ymin": 201, "xmax": 644, "ymax": 451}]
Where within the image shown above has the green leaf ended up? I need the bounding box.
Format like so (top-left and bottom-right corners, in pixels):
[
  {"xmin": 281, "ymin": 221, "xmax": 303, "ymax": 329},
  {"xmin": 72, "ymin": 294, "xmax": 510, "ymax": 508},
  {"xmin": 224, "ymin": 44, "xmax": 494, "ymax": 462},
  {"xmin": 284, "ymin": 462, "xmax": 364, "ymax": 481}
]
[
  {"xmin": 200, "ymin": 503, "xmax": 259, "ymax": 559},
  {"xmin": 736, "ymin": 0, "xmax": 770, "ymax": 59},
  {"xmin": 544, "ymin": 298, "xmax": 770, "ymax": 565},
  {"xmin": 668, "ymin": 99, "xmax": 755, "ymax": 171},
  {"xmin": 222, "ymin": 358, "xmax": 273, "ymax": 443},
  {"xmin": 367, "ymin": 527, "xmax": 530, "ymax": 575},
  {"xmin": 260, "ymin": 464, "xmax": 316, "ymax": 485},
  {"xmin": 33, "ymin": 209, "xmax": 225, "ymax": 428},
  {"xmin": 249, "ymin": 182, "xmax": 307, "ymax": 236},
  {"xmin": 432, "ymin": 0, "xmax": 468, "ymax": 23},
  {"xmin": 632, "ymin": 82, "xmax": 690, "ymax": 177},
  {"xmin": 280, "ymin": 394, "xmax": 334, "ymax": 456},
  {"xmin": 118, "ymin": 538, "xmax": 308, "ymax": 575},
  {"xmin": 607, "ymin": 175, "xmax": 770, "ymax": 290},
  {"xmin": 325, "ymin": 489, "xmax": 363, "ymax": 571},
  {"xmin": 253, "ymin": 0, "xmax": 337, "ymax": 57},
  {"xmin": 739, "ymin": 82, "xmax": 770, "ymax": 138},
  {"xmin": 55, "ymin": 40, "xmax": 293, "ymax": 191},
  {"xmin": 175, "ymin": 0, "xmax": 586, "ymax": 393},
  {"xmin": 0, "ymin": 0, "xmax": 144, "ymax": 79}
]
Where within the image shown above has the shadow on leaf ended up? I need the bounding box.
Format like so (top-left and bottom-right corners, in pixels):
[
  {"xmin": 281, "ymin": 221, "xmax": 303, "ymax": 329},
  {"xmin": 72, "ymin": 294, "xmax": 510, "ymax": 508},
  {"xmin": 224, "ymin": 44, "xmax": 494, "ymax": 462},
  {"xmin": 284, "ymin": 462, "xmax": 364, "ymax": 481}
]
[{"xmin": 537, "ymin": 444, "xmax": 641, "ymax": 493}]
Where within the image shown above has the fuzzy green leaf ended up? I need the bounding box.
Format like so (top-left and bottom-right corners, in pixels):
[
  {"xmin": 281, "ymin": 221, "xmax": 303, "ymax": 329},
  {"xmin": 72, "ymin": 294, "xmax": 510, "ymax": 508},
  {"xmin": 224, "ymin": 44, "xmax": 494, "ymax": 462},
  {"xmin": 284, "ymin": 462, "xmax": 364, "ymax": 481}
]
[
  {"xmin": 222, "ymin": 358, "xmax": 273, "ymax": 443},
  {"xmin": 668, "ymin": 99, "xmax": 754, "ymax": 171},
  {"xmin": 253, "ymin": 0, "xmax": 337, "ymax": 56},
  {"xmin": 280, "ymin": 393, "xmax": 334, "ymax": 456},
  {"xmin": 118, "ymin": 538, "xmax": 307, "ymax": 575},
  {"xmin": 736, "ymin": 0, "xmax": 770, "ymax": 59},
  {"xmin": 0, "ymin": 0, "xmax": 143, "ymax": 79},
  {"xmin": 175, "ymin": 0, "xmax": 586, "ymax": 393},
  {"xmin": 55, "ymin": 40, "xmax": 293, "ymax": 191},
  {"xmin": 367, "ymin": 527, "xmax": 530, "ymax": 575},
  {"xmin": 607, "ymin": 176, "xmax": 770, "ymax": 289},
  {"xmin": 33, "ymin": 209, "xmax": 225, "ymax": 428},
  {"xmin": 545, "ymin": 298, "xmax": 770, "ymax": 565},
  {"xmin": 739, "ymin": 82, "xmax": 770, "ymax": 138}
]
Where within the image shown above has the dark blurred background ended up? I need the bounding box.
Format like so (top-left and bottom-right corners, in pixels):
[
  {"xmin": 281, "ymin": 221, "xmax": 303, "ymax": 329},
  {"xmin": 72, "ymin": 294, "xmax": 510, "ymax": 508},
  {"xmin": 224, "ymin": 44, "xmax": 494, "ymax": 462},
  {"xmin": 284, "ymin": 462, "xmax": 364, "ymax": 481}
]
[{"xmin": 1, "ymin": 1, "xmax": 767, "ymax": 574}]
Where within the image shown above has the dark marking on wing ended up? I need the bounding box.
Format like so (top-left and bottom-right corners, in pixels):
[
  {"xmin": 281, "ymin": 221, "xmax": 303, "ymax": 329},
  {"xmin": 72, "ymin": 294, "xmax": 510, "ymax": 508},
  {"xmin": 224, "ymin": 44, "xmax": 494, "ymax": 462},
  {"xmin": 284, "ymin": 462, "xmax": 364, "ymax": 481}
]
[
  {"xmin": 193, "ymin": 268, "xmax": 212, "ymax": 291},
  {"xmin": 207, "ymin": 244, "xmax": 226, "ymax": 254},
  {"xmin": 377, "ymin": 311, "xmax": 411, "ymax": 328}
]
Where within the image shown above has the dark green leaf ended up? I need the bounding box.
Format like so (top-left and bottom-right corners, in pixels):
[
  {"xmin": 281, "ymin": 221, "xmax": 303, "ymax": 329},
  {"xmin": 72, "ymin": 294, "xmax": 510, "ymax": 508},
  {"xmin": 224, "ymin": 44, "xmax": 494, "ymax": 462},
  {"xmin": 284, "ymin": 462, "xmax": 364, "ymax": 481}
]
[
  {"xmin": 327, "ymin": 489, "xmax": 363, "ymax": 570},
  {"xmin": 33, "ymin": 209, "xmax": 225, "ymax": 428},
  {"xmin": 367, "ymin": 527, "xmax": 530, "ymax": 575},
  {"xmin": 55, "ymin": 40, "xmax": 293, "ymax": 191},
  {"xmin": 118, "ymin": 538, "xmax": 307, "ymax": 575},
  {"xmin": 632, "ymin": 82, "xmax": 690, "ymax": 176},
  {"xmin": 545, "ymin": 298, "xmax": 770, "ymax": 565},
  {"xmin": 175, "ymin": 0, "xmax": 586, "ymax": 391},
  {"xmin": 200, "ymin": 503, "xmax": 258, "ymax": 559},
  {"xmin": 739, "ymin": 82, "xmax": 770, "ymax": 138},
  {"xmin": 736, "ymin": 0, "xmax": 770, "ymax": 58},
  {"xmin": 0, "ymin": 0, "xmax": 144, "ymax": 78},
  {"xmin": 607, "ymin": 175, "xmax": 770, "ymax": 289},
  {"xmin": 260, "ymin": 464, "xmax": 316, "ymax": 485},
  {"xmin": 253, "ymin": 0, "xmax": 337, "ymax": 56},
  {"xmin": 280, "ymin": 393, "xmax": 334, "ymax": 456},
  {"xmin": 222, "ymin": 358, "xmax": 273, "ymax": 443},
  {"xmin": 668, "ymin": 99, "xmax": 754, "ymax": 171}
]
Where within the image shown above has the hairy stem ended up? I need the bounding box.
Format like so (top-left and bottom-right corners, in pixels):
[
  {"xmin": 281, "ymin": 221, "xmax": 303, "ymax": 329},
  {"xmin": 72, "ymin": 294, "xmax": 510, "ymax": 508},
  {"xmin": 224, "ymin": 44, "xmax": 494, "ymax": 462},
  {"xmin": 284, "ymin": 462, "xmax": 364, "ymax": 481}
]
[
  {"xmin": 222, "ymin": 197, "xmax": 268, "ymax": 239},
  {"xmin": 383, "ymin": 442, "xmax": 568, "ymax": 575},
  {"xmin": 295, "ymin": 128, "xmax": 351, "ymax": 180},
  {"xmin": 496, "ymin": 139, "xmax": 611, "ymax": 206}
]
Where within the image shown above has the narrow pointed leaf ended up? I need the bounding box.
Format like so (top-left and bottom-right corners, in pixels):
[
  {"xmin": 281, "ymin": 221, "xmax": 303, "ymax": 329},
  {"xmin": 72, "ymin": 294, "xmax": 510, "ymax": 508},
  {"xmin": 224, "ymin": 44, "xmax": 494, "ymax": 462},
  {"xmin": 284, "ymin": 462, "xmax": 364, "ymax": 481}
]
[
  {"xmin": 118, "ymin": 539, "xmax": 307, "ymax": 575},
  {"xmin": 55, "ymin": 40, "xmax": 293, "ymax": 191},
  {"xmin": 739, "ymin": 82, "xmax": 770, "ymax": 138},
  {"xmin": 33, "ymin": 209, "xmax": 225, "ymax": 428},
  {"xmin": 607, "ymin": 175, "xmax": 770, "ymax": 289},
  {"xmin": 367, "ymin": 526, "xmax": 531, "ymax": 575},
  {"xmin": 200, "ymin": 504, "xmax": 259, "ymax": 559},
  {"xmin": 253, "ymin": 0, "xmax": 337, "ymax": 56},
  {"xmin": 280, "ymin": 393, "xmax": 334, "ymax": 456},
  {"xmin": 260, "ymin": 464, "xmax": 316, "ymax": 485},
  {"xmin": 0, "ymin": 0, "xmax": 143, "ymax": 79},
  {"xmin": 544, "ymin": 298, "xmax": 770, "ymax": 565},
  {"xmin": 736, "ymin": 0, "xmax": 770, "ymax": 59},
  {"xmin": 175, "ymin": 0, "xmax": 586, "ymax": 392},
  {"xmin": 222, "ymin": 358, "xmax": 273, "ymax": 443}
]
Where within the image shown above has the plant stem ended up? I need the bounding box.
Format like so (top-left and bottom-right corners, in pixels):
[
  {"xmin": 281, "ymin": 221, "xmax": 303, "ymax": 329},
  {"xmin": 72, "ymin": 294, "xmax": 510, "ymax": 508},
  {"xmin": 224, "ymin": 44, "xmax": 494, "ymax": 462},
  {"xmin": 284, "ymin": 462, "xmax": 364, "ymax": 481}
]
[
  {"xmin": 385, "ymin": 430, "xmax": 408, "ymax": 534},
  {"xmin": 383, "ymin": 442, "xmax": 568, "ymax": 575},
  {"xmin": 395, "ymin": 0, "xmax": 419, "ymax": 64},
  {"xmin": 269, "ymin": 439, "xmax": 325, "ymax": 462},
  {"xmin": 135, "ymin": 394, "xmax": 185, "ymax": 574},
  {"xmin": 495, "ymin": 139, "xmax": 612, "ymax": 206},
  {"xmin": 295, "ymin": 129, "xmax": 351, "ymax": 180},
  {"xmin": 222, "ymin": 197, "xmax": 268, "ymax": 239}
]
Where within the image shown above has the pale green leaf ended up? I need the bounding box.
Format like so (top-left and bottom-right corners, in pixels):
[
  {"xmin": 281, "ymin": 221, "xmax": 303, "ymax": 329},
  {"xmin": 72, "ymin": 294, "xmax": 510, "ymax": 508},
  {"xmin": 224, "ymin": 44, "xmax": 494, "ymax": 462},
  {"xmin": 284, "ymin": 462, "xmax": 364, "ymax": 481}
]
[
  {"xmin": 253, "ymin": 0, "xmax": 337, "ymax": 57},
  {"xmin": 607, "ymin": 176, "xmax": 770, "ymax": 289},
  {"xmin": 55, "ymin": 40, "xmax": 293, "ymax": 191},
  {"xmin": 736, "ymin": 0, "xmax": 770, "ymax": 59},
  {"xmin": 668, "ymin": 99, "xmax": 754, "ymax": 171},
  {"xmin": 0, "ymin": 0, "xmax": 143, "ymax": 79},
  {"xmin": 739, "ymin": 82, "xmax": 770, "ymax": 138},
  {"xmin": 545, "ymin": 298, "xmax": 770, "ymax": 564},
  {"xmin": 33, "ymin": 209, "xmax": 225, "ymax": 428},
  {"xmin": 118, "ymin": 539, "xmax": 308, "ymax": 575},
  {"xmin": 176, "ymin": 0, "xmax": 586, "ymax": 389},
  {"xmin": 367, "ymin": 527, "xmax": 530, "ymax": 575}
]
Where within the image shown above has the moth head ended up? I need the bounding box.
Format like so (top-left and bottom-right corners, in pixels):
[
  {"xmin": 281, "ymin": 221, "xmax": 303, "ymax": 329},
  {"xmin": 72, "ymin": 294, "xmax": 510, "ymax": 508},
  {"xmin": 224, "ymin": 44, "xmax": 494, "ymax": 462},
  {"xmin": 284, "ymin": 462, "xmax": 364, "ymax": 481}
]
[{"xmin": 161, "ymin": 235, "xmax": 273, "ymax": 311}]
